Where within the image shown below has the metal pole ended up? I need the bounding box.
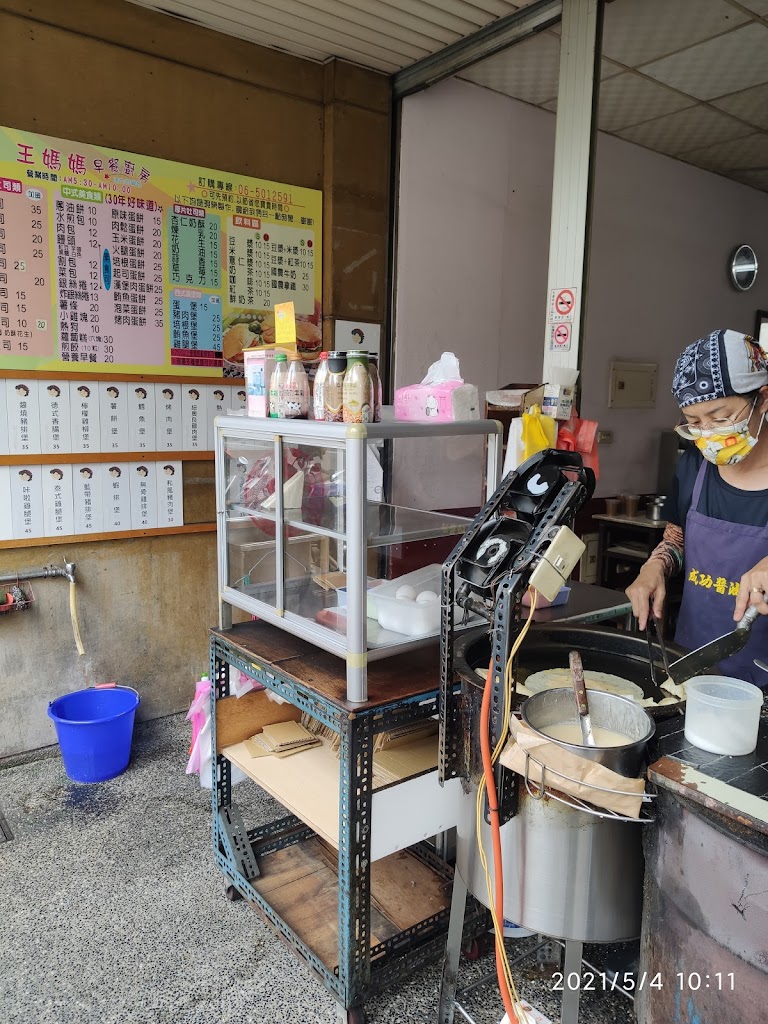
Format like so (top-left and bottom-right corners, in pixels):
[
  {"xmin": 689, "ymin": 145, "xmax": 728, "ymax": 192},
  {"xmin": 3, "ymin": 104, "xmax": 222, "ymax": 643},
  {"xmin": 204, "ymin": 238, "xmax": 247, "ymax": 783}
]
[
  {"xmin": 345, "ymin": 427, "xmax": 368, "ymax": 703},
  {"xmin": 561, "ymin": 939, "xmax": 584, "ymax": 1024},
  {"xmin": 0, "ymin": 562, "xmax": 75, "ymax": 584},
  {"xmin": 437, "ymin": 868, "xmax": 469, "ymax": 1024},
  {"xmin": 542, "ymin": 0, "xmax": 603, "ymax": 382}
]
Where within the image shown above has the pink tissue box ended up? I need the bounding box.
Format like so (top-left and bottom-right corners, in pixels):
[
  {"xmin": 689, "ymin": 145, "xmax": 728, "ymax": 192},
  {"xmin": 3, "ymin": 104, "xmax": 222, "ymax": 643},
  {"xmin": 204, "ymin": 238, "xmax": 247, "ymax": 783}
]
[{"xmin": 394, "ymin": 381, "xmax": 479, "ymax": 422}]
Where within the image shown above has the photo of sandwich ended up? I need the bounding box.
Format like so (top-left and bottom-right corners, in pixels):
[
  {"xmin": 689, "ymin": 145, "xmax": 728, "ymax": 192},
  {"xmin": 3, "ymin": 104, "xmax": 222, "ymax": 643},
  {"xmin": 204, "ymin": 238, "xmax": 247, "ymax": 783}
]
[{"xmin": 221, "ymin": 299, "xmax": 322, "ymax": 375}]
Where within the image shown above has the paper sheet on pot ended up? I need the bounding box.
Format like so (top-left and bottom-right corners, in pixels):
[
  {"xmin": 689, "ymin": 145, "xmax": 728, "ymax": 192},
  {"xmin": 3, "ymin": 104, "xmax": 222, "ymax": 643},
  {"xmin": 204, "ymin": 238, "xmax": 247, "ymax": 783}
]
[{"xmin": 499, "ymin": 718, "xmax": 645, "ymax": 818}]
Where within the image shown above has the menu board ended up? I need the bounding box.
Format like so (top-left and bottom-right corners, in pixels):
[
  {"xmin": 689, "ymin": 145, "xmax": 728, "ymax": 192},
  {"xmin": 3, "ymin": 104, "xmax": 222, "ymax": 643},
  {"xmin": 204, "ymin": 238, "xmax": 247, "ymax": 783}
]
[{"xmin": 0, "ymin": 125, "xmax": 322, "ymax": 376}]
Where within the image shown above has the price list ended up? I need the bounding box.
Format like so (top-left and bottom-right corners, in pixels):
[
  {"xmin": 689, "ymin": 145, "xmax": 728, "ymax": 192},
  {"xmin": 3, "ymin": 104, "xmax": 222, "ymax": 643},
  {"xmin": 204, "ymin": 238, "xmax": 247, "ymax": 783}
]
[
  {"xmin": 54, "ymin": 191, "xmax": 165, "ymax": 365},
  {"xmin": 227, "ymin": 218, "xmax": 315, "ymax": 314},
  {"xmin": 0, "ymin": 180, "xmax": 52, "ymax": 358}
]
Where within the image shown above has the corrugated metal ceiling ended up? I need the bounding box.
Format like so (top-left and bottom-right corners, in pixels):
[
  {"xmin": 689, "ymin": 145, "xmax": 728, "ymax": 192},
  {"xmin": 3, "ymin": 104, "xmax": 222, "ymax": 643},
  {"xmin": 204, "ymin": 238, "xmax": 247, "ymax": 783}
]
[
  {"xmin": 131, "ymin": 0, "xmax": 768, "ymax": 192},
  {"xmin": 129, "ymin": 0, "xmax": 529, "ymax": 72}
]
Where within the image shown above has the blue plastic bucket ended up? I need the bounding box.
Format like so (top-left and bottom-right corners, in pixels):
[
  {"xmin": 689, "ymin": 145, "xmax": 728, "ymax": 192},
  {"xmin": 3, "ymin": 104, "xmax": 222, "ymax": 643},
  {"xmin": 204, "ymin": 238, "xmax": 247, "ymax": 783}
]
[{"xmin": 47, "ymin": 684, "xmax": 140, "ymax": 783}]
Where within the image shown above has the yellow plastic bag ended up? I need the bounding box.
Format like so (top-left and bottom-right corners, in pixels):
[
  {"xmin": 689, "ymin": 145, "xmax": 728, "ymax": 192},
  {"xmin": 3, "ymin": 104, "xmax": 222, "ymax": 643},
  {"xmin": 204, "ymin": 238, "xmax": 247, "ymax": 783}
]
[{"xmin": 521, "ymin": 404, "xmax": 556, "ymax": 460}]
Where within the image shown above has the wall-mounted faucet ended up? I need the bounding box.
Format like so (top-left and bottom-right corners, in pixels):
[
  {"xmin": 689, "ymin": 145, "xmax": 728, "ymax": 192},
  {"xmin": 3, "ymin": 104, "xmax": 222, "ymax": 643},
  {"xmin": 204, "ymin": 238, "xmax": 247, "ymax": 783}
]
[{"xmin": 0, "ymin": 560, "xmax": 84, "ymax": 655}]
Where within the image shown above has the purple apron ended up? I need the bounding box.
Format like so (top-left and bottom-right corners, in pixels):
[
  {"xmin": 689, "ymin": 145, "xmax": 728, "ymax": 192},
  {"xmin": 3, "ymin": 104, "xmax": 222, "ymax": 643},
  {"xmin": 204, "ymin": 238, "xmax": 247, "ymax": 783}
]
[{"xmin": 675, "ymin": 460, "xmax": 768, "ymax": 687}]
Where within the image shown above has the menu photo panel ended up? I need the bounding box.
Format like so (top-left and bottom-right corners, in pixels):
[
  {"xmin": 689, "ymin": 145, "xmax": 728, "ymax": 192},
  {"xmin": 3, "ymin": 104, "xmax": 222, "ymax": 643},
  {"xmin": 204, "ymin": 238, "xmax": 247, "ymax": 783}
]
[
  {"xmin": 182, "ymin": 384, "xmax": 206, "ymax": 450},
  {"xmin": 72, "ymin": 462, "xmax": 104, "ymax": 535},
  {"xmin": 155, "ymin": 460, "xmax": 183, "ymax": 527},
  {"xmin": 129, "ymin": 462, "xmax": 158, "ymax": 529},
  {"xmin": 41, "ymin": 463, "xmax": 74, "ymax": 537},
  {"xmin": 127, "ymin": 381, "xmax": 157, "ymax": 452},
  {"xmin": 102, "ymin": 461, "xmax": 131, "ymax": 531},
  {"xmin": 10, "ymin": 464, "xmax": 44, "ymax": 539},
  {"xmin": 155, "ymin": 382, "xmax": 182, "ymax": 451},
  {"xmin": 98, "ymin": 379, "xmax": 129, "ymax": 452},
  {"xmin": 5, "ymin": 378, "xmax": 41, "ymax": 455},
  {"xmin": 39, "ymin": 379, "xmax": 72, "ymax": 453},
  {"xmin": 69, "ymin": 379, "xmax": 101, "ymax": 454}
]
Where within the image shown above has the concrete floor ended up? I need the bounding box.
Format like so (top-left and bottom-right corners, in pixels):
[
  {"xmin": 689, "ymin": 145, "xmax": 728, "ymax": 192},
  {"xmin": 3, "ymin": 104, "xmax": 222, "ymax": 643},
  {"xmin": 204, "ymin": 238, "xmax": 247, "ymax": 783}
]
[{"xmin": 0, "ymin": 715, "xmax": 636, "ymax": 1024}]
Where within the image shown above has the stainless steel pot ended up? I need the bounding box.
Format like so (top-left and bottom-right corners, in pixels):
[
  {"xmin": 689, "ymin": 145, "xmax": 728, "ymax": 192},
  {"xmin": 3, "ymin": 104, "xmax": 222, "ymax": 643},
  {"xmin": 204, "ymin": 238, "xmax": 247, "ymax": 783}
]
[
  {"xmin": 455, "ymin": 688, "xmax": 653, "ymax": 943},
  {"xmin": 521, "ymin": 688, "xmax": 655, "ymax": 776},
  {"xmin": 456, "ymin": 784, "xmax": 645, "ymax": 942}
]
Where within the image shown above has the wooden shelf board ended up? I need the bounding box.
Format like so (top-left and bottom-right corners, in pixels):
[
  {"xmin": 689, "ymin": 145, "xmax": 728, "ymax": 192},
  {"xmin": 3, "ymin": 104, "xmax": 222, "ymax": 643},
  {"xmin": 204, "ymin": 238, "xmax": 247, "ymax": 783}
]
[
  {"xmin": 224, "ymin": 735, "xmax": 442, "ymax": 855},
  {"xmin": 0, "ymin": 451, "xmax": 214, "ymax": 465},
  {"xmin": 1, "ymin": 523, "xmax": 216, "ymax": 549},
  {"xmin": 226, "ymin": 737, "xmax": 346, "ymax": 850},
  {"xmin": 251, "ymin": 836, "xmax": 451, "ymax": 970}
]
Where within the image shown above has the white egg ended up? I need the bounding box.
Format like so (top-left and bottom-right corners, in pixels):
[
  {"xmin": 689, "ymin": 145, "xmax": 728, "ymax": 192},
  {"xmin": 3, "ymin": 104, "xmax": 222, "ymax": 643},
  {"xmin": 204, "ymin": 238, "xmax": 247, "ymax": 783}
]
[
  {"xmin": 416, "ymin": 590, "xmax": 438, "ymax": 603},
  {"xmin": 396, "ymin": 585, "xmax": 417, "ymax": 601}
]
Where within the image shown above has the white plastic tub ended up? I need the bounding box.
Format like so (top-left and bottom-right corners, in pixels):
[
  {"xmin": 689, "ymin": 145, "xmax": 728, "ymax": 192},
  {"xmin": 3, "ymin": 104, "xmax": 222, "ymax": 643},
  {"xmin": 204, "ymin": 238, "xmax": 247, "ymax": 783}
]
[
  {"xmin": 366, "ymin": 564, "xmax": 441, "ymax": 620},
  {"xmin": 684, "ymin": 676, "xmax": 764, "ymax": 756}
]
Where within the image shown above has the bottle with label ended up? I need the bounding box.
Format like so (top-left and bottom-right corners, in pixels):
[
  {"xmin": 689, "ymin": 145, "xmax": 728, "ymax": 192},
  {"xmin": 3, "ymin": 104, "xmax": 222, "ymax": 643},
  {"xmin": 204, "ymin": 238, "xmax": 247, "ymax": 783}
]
[
  {"xmin": 280, "ymin": 352, "xmax": 310, "ymax": 419},
  {"xmin": 324, "ymin": 351, "xmax": 347, "ymax": 422},
  {"xmin": 312, "ymin": 351, "xmax": 329, "ymax": 420},
  {"xmin": 268, "ymin": 352, "xmax": 288, "ymax": 418},
  {"xmin": 343, "ymin": 350, "xmax": 371, "ymax": 424},
  {"xmin": 368, "ymin": 352, "xmax": 382, "ymax": 423}
]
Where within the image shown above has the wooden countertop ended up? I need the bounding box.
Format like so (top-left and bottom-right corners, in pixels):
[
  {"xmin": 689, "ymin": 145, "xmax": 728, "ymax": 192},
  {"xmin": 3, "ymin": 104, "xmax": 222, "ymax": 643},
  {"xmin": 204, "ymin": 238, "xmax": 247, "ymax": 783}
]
[
  {"xmin": 211, "ymin": 581, "xmax": 632, "ymax": 712},
  {"xmin": 211, "ymin": 620, "xmax": 444, "ymax": 712}
]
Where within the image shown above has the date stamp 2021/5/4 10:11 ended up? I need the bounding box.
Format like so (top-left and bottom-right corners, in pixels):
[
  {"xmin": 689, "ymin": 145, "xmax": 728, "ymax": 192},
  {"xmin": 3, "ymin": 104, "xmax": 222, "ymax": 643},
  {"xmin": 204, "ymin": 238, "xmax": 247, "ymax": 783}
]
[{"xmin": 551, "ymin": 970, "xmax": 736, "ymax": 992}]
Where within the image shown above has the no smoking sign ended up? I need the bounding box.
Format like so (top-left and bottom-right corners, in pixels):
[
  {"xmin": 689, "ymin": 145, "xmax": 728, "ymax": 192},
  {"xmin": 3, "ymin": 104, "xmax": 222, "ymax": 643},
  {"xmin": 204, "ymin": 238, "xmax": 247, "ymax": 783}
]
[
  {"xmin": 549, "ymin": 287, "xmax": 577, "ymax": 323},
  {"xmin": 550, "ymin": 322, "xmax": 571, "ymax": 349}
]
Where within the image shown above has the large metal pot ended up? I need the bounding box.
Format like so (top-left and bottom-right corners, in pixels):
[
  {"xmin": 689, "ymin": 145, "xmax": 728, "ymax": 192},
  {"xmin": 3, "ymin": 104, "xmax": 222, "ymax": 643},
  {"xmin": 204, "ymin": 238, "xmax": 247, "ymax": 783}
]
[
  {"xmin": 522, "ymin": 688, "xmax": 655, "ymax": 776},
  {"xmin": 456, "ymin": 686, "xmax": 654, "ymax": 943},
  {"xmin": 456, "ymin": 785, "xmax": 646, "ymax": 942}
]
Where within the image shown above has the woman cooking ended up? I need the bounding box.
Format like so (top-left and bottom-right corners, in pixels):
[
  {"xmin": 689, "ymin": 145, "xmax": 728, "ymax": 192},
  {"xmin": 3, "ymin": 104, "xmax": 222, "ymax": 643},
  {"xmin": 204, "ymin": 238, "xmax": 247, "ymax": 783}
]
[{"xmin": 627, "ymin": 329, "xmax": 768, "ymax": 687}]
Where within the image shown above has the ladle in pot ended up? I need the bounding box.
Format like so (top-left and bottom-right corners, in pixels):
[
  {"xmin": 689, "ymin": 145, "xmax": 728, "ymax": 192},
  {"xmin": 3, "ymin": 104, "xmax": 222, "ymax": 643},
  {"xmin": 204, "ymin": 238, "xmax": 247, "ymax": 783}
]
[{"xmin": 569, "ymin": 650, "xmax": 596, "ymax": 746}]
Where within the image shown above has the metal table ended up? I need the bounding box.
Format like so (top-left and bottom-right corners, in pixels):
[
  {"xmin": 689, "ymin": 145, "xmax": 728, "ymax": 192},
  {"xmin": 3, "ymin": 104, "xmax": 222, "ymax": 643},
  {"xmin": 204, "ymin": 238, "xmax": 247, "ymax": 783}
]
[
  {"xmin": 210, "ymin": 621, "xmax": 485, "ymax": 1024},
  {"xmin": 532, "ymin": 580, "xmax": 632, "ymax": 627}
]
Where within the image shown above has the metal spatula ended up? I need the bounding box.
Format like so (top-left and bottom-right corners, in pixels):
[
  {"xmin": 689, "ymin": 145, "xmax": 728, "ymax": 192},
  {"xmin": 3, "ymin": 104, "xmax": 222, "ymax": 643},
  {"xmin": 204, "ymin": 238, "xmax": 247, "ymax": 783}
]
[{"xmin": 668, "ymin": 605, "xmax": 760, "ymax": 683}]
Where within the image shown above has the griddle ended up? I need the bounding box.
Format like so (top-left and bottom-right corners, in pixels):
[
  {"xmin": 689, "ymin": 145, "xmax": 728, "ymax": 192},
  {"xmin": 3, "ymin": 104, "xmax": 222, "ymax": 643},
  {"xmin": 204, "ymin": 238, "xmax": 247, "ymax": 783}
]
[{"xmin": 454, "ymin": 623, "xmax": 686, "ymax": 719}]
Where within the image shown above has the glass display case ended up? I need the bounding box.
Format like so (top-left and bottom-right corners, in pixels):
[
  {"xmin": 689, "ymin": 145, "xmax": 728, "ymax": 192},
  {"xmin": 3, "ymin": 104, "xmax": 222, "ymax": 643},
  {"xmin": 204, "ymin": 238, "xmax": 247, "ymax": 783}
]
[{"xmin": 214, "ymin": 416, "xmax": 502, "ymax": 701}]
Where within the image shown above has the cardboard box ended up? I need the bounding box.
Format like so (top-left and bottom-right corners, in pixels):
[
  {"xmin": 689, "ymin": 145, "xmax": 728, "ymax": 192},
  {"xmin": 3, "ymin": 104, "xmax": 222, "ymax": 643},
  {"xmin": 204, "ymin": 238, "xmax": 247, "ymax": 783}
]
[{"xmin": 522, "ymin": 383, "xmax": 575, "ymax": 421}]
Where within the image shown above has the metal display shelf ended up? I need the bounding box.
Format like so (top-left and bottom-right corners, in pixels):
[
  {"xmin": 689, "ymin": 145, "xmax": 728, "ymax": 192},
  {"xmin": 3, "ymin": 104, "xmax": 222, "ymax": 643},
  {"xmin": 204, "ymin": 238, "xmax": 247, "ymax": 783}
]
[{"xmin": 210, "ymin": 621, "xmax": 487, "ymax": 1024}]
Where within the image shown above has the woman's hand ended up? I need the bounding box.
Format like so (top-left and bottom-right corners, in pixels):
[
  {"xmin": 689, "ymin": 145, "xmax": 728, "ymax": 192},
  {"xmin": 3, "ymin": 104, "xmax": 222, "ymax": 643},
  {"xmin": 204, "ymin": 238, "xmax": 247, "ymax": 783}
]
[
  {"xmin": 626, "ymin": 563, "xmax": 666, "ymax": 631},
  {"xmin": 734, "ymin": 557, "xmax": 768, "ymax": 621}
]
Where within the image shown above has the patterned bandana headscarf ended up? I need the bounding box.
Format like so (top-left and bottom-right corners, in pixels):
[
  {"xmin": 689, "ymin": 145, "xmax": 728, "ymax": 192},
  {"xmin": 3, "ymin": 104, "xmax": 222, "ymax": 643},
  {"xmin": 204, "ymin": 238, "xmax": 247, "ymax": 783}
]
[{"xmin": 672, "ymin": 329, "xmax": 768, "ymax": 408}]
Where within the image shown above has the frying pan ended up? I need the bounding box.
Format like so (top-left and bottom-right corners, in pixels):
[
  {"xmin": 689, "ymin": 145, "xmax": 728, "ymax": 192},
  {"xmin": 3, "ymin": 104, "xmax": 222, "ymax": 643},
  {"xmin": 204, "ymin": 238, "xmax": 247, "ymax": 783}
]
[{"xmin": 454, "ymin": 623, "xmax": 687, "ymax": 719}]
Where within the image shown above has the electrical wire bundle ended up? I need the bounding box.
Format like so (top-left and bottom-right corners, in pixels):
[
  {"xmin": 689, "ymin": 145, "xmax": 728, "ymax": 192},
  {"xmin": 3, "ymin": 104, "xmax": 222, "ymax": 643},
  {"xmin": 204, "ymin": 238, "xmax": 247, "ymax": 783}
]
[{"xmin": 476, "ymin": 589, "xmax": 538, "ymax": 1024}]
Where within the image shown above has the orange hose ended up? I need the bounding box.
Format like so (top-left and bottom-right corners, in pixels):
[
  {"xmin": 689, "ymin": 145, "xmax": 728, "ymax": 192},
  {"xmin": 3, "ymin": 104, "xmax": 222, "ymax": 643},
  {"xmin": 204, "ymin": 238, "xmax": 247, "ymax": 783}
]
[{"xmin": 480, "ymin": 661, "xmax": 519, "ymax": 1024}]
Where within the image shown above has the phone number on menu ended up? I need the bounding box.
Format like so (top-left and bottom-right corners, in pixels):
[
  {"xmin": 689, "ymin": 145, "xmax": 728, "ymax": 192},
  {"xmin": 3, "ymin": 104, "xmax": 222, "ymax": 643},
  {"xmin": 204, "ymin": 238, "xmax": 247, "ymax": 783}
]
[
  {"xmin": 236, "ymin": 185, "xmax": 293, "ymax": 203},
  {"xmin": 552, "ymin": 971, "xmax": 736, "ymax": 992}
]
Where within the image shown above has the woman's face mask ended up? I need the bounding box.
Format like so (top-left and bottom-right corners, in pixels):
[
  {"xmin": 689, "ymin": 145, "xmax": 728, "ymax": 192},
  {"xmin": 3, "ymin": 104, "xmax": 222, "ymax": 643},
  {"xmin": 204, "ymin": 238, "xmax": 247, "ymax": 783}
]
[{"xmin": 694, "ymin": 398, "xmax": 764, "ymax": 465}]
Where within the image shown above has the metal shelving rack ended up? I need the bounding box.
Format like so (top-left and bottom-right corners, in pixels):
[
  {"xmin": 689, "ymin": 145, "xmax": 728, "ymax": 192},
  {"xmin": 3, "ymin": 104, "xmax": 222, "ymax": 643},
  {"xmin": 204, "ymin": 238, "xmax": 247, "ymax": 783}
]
[
  {"xmin": 210, "ymin": 418, "xmax": 502, "ymax": 1021},
  {"xmin": 210, "ymin": 622, "xmax": 487, "ymax": 1023}
]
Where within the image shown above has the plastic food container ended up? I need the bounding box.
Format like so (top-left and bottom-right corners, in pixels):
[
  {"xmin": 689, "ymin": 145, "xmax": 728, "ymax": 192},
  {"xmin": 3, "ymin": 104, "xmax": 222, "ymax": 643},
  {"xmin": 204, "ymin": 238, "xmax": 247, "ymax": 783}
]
[
  {"xmin": 684, "ymin": 676, "xmax": 764, "ymax": 756},
  {"xmin": 375, "ymin": 591, "xmax": 441, "ymax": 636},
  {"xmin": 366, "ymin": 565, "xmax": 442, "ymax": 620}
]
